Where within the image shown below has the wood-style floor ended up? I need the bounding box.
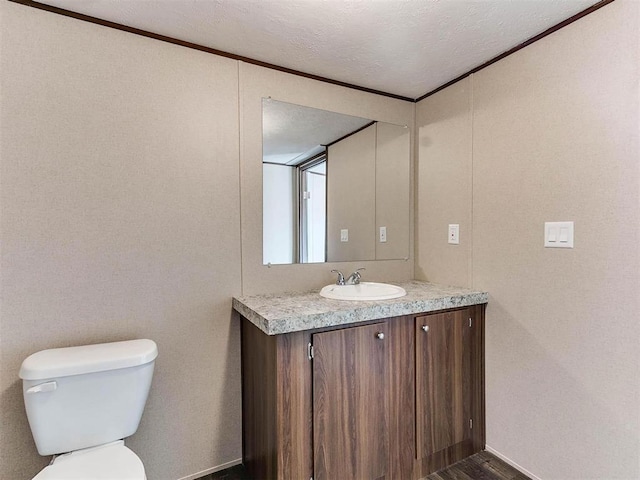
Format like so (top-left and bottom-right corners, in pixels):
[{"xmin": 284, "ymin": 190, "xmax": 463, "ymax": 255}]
[
  {"xmin": 201, "ymin": 464, "xmax": 249, "ymax": 480},
  {"xmin": 202, "ymin": 451, "xmax": 531, "ymax": 480},
  {"xmin": 425, "ymin": 452, "xmax": 531, "ymax": 480}
]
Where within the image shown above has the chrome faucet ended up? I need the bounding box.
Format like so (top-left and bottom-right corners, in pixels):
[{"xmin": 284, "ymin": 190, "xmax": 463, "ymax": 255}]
[
  {"xmin": 345, "ymin": 268, "xmax": 365, "ymax": 285},
  {"xmin": 331, "ymin": 270, "xmax": 345, "ymax": 285}
]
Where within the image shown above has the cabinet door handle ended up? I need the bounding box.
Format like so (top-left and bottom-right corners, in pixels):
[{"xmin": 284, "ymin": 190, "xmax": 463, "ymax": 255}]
[
  {"xmin": 422, "ymin": 325, "xmax": 429, "ymax": 333},
  {"xmin": 375, "ymin": 332, "xmax": 385, "ymax": 340}
]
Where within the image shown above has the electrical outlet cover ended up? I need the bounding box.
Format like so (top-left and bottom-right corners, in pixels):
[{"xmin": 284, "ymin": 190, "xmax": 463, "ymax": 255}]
[{"xmin": 448, "ymin": 224, "xmax": 460, "ymax": 244}]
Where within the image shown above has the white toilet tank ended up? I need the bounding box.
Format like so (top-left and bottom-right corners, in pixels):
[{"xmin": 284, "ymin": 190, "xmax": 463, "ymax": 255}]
[{"xmin": 19, "ymin": 339, "xmax": 158, "ymax": 456}]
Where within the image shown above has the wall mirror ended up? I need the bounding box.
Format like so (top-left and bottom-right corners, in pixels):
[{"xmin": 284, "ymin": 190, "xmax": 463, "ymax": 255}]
[{"xmin": 263, "ymin": 98, "xmax": 410, "ymax": 265}]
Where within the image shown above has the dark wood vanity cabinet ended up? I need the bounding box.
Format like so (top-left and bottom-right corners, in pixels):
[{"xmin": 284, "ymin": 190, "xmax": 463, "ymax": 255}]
[
  {"xmin": 241, "ymin": 304, "xmax": 485, "ymax": 480},
  {"xmin": 413, "ymin": 308, "xmax": 485, "ymax": 477},
  {"xmin": 313, "ymin": 322, "xmax": 389, "ymax": 480}
]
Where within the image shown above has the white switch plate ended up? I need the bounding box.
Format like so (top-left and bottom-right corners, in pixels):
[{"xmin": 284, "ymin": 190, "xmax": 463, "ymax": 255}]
[
  {"xmin": 448, "ymin": 224, "xmax": 460, "ymax": 244},
  {"xmin": 545, "ymin": 221, "xmax": 574, "ymax": 248},
  {"xmin": 379, "ymin": 226, "xmax": 387, "ymax": 243},
  {"xmin": 340, "ymin": 229, "xmax": 349, "ymax": 242}
]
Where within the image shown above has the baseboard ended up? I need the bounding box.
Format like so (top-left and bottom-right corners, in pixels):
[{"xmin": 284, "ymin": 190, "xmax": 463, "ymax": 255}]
[
  {"xmin": 485, "ymin": 445, "xmax": 542, "ymax": 480},
  {"xmin": 177, "ymin": 458, "xmax": 243, "ymax": 480}
]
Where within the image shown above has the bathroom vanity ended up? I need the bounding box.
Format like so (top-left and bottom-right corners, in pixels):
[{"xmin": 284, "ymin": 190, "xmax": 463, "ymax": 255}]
[{"xmin": 233, "ymin": 281, "xmax": 488, "ymax": 480}]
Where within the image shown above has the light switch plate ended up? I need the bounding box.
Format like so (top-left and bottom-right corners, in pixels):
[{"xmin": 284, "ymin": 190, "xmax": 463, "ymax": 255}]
[
  {"xmin": 448, "ymin": 224, "xmax": 460, "ymax": 245},
  {"xmin": 545, "ymin": 221, "xmax": 574, "ymax": 248},
  {"xmin": 379, "ymin": 226, "xmax": 387, "ymax": 243},
  {"xmin": 340, "ymin": 229, "xmax": 349, "ymax": 242}
]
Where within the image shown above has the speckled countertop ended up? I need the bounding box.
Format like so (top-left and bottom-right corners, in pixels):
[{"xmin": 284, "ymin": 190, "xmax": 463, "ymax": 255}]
[{"xmin": 233, "ymin": 280, "xmax": 488, "ymax": 335}]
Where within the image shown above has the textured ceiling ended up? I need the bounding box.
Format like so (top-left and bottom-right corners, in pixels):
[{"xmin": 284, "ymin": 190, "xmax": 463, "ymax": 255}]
[
  {"xmin": 263, "ymin": 99, "xmax": 372, "ymax": 165},
  {"xmin": 37, "ymin": 0, "xmax": 600, "ymax": 99}
]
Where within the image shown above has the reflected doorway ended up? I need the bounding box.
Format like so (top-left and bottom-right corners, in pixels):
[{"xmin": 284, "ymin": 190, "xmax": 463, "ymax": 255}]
[{"xmin": 299, "ymin": 156, "xmax": 326, "ymax": 263}]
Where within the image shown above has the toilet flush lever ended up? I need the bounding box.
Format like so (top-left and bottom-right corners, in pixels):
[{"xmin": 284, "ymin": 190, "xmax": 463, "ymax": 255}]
[{"xmin": 26, "ymin": 381, "xmax": 57, "ymax": 394}]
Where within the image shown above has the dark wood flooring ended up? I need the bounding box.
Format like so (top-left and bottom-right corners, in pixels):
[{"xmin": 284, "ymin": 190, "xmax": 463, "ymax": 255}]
[
  {"xmin": 200, "ymin": 451, "xmax": 531, "ymax": 480},
  {"xmin": 425, "ymin": 451, "xmax": 531, "ymax": 480},
  {"xmin": 199, "ymin": 464, "xmax": 250, "ymax": 480}
]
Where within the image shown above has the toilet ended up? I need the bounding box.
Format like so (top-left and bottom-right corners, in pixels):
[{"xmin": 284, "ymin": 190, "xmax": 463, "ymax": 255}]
[{"xmin": 19, "ymin": 339, "xmax": 158, "ymax": 480}]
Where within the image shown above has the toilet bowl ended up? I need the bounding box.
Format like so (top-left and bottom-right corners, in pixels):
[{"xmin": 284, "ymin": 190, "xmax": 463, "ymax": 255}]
[
  {"xmin": 32, "ymin": 441, "xmax": 145, "ymax": 480},
  {"xmin": 19, "ymin": 339, "xmax": 157, "ymax": 480}
]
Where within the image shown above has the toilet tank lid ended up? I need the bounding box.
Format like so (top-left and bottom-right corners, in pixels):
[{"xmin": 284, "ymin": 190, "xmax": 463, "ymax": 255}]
[{"xmin": 19, "ymin": 339, "xmax": 158, "ymax": 380}]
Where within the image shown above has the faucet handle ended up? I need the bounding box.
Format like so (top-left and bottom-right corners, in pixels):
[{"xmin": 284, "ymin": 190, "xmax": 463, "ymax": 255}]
[
  {"xmin": 331, "ymin": 269, "xmax": 345, "ymax": 285},
  {"xmin": 353, "ymin": 267, "xmax": 365, "ymax": 283},
  {"xmin": 346, "ymin": 267, "xmax": 366, "ymax": 285}
]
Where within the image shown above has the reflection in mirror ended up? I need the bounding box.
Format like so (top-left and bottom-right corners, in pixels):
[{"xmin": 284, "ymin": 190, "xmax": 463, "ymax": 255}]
[{"xmin": 263, "ymin": 98, "xmax": 410, "ymax": 265}]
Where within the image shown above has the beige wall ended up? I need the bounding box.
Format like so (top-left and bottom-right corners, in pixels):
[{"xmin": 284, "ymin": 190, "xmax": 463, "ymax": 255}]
[
  {"xmin": 239, "ymin": 62, "xmax": 414, "ymax": 295},
  {"xmin": 327, "ymin": 121, "xmax": 411, "ymax": 263},
  {"xmin": 376, "ymin": 122, "xmax": 411, "ymax": 261},
  {"xmin": 416, "ymin": 1, "xmax": 640, "ymax": 478},
  {"xmin": 0, "ymin": 3, "xmax": 415, "ymax": 479},
  {"xmin": 327, "ymin": 124, "xmax": 377, "ymax": 262},
  {"xmin": 415, "ymin": 78, "xmax": 473, "ymax": 287},
  {"xmin": 0, "ymin": 3, "xmax": 243, "ymax": 480}
]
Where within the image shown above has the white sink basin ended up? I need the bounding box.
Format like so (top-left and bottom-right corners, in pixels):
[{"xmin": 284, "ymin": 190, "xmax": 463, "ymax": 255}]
[{"xmin": 319, "ymin": 282, "xmax": 407, "ymax": 301}]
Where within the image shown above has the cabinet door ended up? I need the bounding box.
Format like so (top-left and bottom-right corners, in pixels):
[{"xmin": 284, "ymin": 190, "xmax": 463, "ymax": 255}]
[
  {"xmin": 313, "ymin": 323, "xmax": 388, "ymax": 480},
  {"xmin": 416, "ymin": 309, "xmax": 471, "ymax": 457}
]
